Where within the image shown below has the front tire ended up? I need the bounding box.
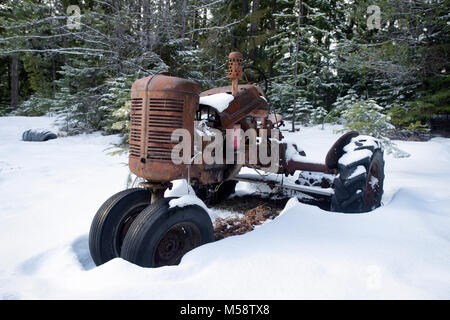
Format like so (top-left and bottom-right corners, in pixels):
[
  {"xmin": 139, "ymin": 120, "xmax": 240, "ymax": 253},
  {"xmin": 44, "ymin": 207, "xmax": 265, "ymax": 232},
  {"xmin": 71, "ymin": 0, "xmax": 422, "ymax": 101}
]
[
  {"xmin": 89, "ymin": 188, "xmax": 150, "ymax": 266},
  {"xmin": 331, "ymin": 136, "xmax": 385, "ymax": 213},
  {"xmin": 121, "ymin": 198, "xmax": 214, "ymax": 268}
]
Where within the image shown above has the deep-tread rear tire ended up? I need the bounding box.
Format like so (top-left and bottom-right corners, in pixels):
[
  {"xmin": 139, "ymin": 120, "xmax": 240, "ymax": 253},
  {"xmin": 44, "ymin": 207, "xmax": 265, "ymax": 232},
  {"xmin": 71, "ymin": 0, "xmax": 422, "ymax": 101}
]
[
  {"xmin": 331, "ymin": 137, "xmax": 385, "ymax": 213},
  {"xmin": 121, "ymin": 198, "xmax": 214, "ymax": 268},
  {"xmin": 89, "ymin": 188, "xmax": 150, "ymax": 266}
]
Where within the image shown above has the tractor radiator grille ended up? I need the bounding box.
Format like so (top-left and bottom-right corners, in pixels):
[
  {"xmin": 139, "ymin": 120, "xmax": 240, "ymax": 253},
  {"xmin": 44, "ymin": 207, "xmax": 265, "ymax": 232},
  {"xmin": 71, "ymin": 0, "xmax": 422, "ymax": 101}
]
[
  {"xmin": 147, "ymin": 98, "xmax": 184, "ymax": 161},
  {"xmin": 129, "ymin": 98, "xmax": 143, "ymax": 158}
]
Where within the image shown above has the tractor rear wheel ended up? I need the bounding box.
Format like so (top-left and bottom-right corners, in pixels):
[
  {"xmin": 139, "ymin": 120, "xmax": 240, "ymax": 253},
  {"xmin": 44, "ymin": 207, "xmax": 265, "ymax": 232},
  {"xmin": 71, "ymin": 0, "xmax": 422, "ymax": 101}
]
[
  {"xmin": 121, "ymin": 197, "xmax": 214, "ymax": 268},
  {"xmin": 331, "ymin": 136, "xmax": 385, "ymax": 213},
  {"xmin": 89, "ymin": 188, "xmax": 150, "ymax": 266}
]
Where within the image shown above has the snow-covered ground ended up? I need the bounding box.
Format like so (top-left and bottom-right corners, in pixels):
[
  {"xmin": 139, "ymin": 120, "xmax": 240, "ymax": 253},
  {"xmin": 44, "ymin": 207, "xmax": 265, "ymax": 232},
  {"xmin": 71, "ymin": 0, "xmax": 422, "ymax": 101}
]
[{"xmin": 0, "ymin": 116, "xmax": 449, "ymax": 299}]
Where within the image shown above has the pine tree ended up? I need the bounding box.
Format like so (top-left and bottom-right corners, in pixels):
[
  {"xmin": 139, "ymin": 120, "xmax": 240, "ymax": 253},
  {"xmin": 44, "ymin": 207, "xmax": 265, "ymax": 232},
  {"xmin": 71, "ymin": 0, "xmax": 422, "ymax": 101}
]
[
  {"xmin": 52, "ymin": 57, "xmax": 108, "ymax": 134},
  {"xmin": 334, "ymin": 0, "xmax": 449, "ymax": 132},
  {"xmin": 268, "ymin": 0, "xmax": 344, "ymax": 129}
]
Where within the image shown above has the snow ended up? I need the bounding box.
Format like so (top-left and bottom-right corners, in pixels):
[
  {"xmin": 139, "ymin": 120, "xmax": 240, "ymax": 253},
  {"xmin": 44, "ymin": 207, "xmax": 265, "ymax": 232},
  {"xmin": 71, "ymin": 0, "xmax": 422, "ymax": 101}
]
[
  {"xmin": 165, "ymin": 179, "xmax": 239, "ymax": 223},
  {"xmin": 234, "ymin": 168, "xmax": 335, "ymax": 196},
  {"xmin": 369, "ymin": 175, "xmax": 379, "ymax": 188},
  {"xmin": 1, "ymin": 117, "xmax": 450, "ymax": 299},
  {"xmin": 339, "ymin": 149, "xmax": 373, "ymax": 166},
  {"xmin": 285, "ymin": 141, "xmax": 321, "ymax": 164},
  {"xmin": 285, "ymin": 141, "xmax": 303, "ymax": 162},
  {"xmin": 195, "ymin": 120, "xmax": 216, "ymax": 137},
  {"xmin": 338, "ymin": 135, "xmax": 383, "ymax": 166},
  {"xmin": 169, "ymin": 195, "xmax": 209, "ymax": 211},
  {"xmin": 199, "ymin": 93, "xmax": 234, "ymax": 113},
  {"xmin": 164, "ymin": 179, "xmax": 194, "ymax": 198},
  {"xmin": 348, "ymin": 165, "xmax": 367, "ymax": 179},
  {"xmin": 344, "ymin": 135, "xmax": 381, "ymax": 153}
]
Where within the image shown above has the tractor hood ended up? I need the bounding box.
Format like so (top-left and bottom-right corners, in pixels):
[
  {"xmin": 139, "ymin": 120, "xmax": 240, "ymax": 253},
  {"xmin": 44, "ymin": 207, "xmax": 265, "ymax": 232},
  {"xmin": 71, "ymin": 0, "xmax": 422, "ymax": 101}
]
[{"xmin": 131, "ymin": 74, "xmax": 202, "ymax": 95}]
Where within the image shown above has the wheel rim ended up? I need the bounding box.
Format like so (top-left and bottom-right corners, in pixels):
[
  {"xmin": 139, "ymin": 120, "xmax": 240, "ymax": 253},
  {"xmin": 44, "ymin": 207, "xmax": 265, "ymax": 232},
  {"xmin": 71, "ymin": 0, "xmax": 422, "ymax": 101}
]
[
  {"xmin": 153, "ymin": 222, "xmax": 202, "ymax": 267},
  {"xmin": 116, "ymin": 204, "xmax": 148, "ymax": 254},
  {"xmin": 365, "ymin": 162, "xmax": 381, "ymax": 211}
]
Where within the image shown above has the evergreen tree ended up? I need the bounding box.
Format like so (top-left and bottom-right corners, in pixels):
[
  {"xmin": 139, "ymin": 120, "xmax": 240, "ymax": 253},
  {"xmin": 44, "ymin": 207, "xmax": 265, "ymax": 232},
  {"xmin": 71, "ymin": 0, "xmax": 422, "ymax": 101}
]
[
  {"xmin": 0, "ymin": 0, "xmax": 447, "ymax": 137},
  {"xmin": 335, "ymin": 0, "xmax": 449, "ymax": 131},
  {"xmin": 268, "ymin": 0, "xmax": 344, "ymax": 129}
]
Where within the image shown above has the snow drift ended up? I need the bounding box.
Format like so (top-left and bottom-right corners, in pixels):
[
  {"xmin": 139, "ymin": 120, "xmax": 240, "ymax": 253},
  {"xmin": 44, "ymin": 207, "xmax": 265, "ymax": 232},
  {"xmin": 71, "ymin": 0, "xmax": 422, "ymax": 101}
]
[{"xmin": 0, "ymin": 116, "xmax": 449, "ymax": 299}]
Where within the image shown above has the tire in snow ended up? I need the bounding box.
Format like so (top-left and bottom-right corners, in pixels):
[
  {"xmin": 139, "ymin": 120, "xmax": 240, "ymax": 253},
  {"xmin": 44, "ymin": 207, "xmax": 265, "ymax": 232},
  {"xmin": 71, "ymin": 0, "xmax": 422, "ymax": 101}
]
[
  {"xmin": 121, "ymin": 197, "xmax": 214, "ymax": 268},
  {"xmin": 331, "ymin": 136, "xmax": 385, "ymax": 213},
  {"xmin": 89, "ymin": 188, "xmax": 150, "ymax": 266},
  {"xmin": 22, "ymin": 129, "xmax": 57, "ymax": 142}
]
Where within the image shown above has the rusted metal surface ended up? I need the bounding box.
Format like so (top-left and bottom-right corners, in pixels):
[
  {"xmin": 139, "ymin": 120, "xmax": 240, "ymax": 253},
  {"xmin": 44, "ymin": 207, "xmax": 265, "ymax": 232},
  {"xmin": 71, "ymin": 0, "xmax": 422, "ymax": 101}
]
[
  {"xmin": 153, "ymin": 222, "xmax": 202, "ymax": 267},
  {"xmin": 284, "ymin": 161, "xmax": 330, "ymax": 174},
  {"xmin": 228, "ymin": 52, "xmax": 244, "ymax": 79},
  {"xmin": 129, "ymin": 74, "xmax": 232, "ymax": 185},
  {"xmin": 228, "ymin": 52, "xmax": 243, "ymax": 96},
  {"xmin": 139, "ymin": 181, "xmax": 171, "ymax": 203},
  {"xmin": 127, "ymin": 51, "xmax": 360, "ymax": 198},
  {"xmin": 324, "ymin": 131, "xmax": 359, "ymax": 170},
  {"xmin": 245, "ymin": 142, "xmax": 331, "ymax": 175},
  {"xmin": 249, "ymin": 108, "xmax": 269, "ymax": 118},
  {"xmin": 129, "ymin": 74, "xmax": 201, "ymax": 182},
  {"xmin": 365, "ymin": 162, "xmax": 379, "ymax": 210},
  {"xmin": 219, "ymin": 86, "xmax": 268, "ymax": 129},
  {"xmin": 274, "ymin": 131, "xmax": 360, "ymax": 175}
]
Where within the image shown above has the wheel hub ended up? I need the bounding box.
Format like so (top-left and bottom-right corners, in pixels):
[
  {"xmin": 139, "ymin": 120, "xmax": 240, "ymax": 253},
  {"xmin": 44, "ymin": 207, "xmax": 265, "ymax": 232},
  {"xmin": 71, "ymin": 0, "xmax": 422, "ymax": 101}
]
[
  {"xmin": 153, "ymin": 222, "xmax": 201, "ymax": 267},
  {"xmin": 158, "ymin": 232, "xmax": 182, "ymax": 260}
]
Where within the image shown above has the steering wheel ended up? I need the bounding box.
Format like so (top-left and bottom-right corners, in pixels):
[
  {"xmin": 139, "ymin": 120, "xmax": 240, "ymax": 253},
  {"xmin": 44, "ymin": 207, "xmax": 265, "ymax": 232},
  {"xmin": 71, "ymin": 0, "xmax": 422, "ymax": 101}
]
[{"xmin": 243, "ymin": 65, "xmax": 269, "ymax": 95}]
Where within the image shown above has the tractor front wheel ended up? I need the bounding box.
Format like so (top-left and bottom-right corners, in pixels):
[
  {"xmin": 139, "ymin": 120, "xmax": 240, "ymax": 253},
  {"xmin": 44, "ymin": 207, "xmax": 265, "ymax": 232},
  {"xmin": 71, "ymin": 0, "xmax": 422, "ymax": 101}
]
[
  {"xmin": 89, "ymin": 188, "xmax": 150, "ymax": 266},
  {"xmin": 120, "ymin": 197, "xmax": 214, "ymax": 268}
]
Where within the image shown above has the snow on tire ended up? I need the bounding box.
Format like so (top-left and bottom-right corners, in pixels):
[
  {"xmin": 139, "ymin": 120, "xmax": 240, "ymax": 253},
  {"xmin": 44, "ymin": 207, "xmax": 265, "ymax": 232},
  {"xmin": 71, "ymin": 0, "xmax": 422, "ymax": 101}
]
[{"xmin": 331, "ymin": 136, "xmax": 385, "ymax": 213}]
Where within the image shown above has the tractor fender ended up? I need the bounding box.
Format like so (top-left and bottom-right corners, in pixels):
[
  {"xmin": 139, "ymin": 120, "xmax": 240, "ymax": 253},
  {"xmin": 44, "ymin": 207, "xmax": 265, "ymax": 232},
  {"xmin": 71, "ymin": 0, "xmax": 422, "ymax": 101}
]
[{"xmin": 324, "ymin": 131, "xmax": 359, "ymax": 170}]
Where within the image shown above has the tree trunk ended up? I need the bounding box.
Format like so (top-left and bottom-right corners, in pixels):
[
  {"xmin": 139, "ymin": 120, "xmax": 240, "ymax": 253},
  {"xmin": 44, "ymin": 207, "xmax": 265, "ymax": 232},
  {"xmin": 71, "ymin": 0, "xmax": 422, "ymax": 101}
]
[
  {"xmin": 250, "ymin": 0, "xmax": 260, "ymax": 35},
  {"xmin": 52, "ymin": 57, "xmax": 56, "ymax": 97},
  {"xmin": 292, "ymin": 0, "xmax": 305, "ymax": 132},
  {"xmin": 250, "ymin": 0, "xmax": 260, "ymax": 61},
  {"xmin": 241, "ymin": 0, "xmax": 249, "ymax": 16},
  {"xmin": 10, "ymin": 55, "xmax": 19, "ymax": 109},
  {"xmin": 181, "ymin": 0, "xmax": 187, "ymax": 38},
  {"xmin": 230, "ymin": 0, "xmax": 249, "ymax": 52},
  {"xmin": 268, "ymin": 0, "xmax": 277, "ymax": 78}
]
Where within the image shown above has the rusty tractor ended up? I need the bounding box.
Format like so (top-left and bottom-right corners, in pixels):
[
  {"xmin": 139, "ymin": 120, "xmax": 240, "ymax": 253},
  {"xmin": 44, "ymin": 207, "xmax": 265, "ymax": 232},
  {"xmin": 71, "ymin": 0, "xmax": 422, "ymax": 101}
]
[{"xmin": 89, "ymin": 52, "xmax": 385, "ymax": 268}]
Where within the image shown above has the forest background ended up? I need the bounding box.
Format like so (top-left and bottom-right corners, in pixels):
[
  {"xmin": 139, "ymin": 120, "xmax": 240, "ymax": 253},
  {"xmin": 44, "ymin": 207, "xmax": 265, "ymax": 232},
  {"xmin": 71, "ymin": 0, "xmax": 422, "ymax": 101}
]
[{"xmin": 0, "ymin": 0, "xmax": 448, "ymax": 148}]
